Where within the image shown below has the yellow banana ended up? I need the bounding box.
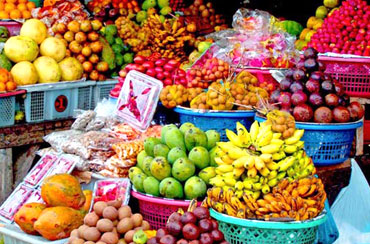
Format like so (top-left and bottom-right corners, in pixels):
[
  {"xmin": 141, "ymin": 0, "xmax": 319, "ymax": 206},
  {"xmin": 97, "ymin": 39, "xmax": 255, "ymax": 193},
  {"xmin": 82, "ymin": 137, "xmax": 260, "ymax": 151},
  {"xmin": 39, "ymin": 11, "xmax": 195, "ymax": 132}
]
[
  {"xmin": 233, "ymin": 168, "xmax": 245, "ymax": 178},
  {"xmin": 224, "ymin": 177, "xmax": 236, "ymax": 187},
  {"xmin": 252, "ymin": 182, "xmax": 263, "ymax": 191},
  {"xmin": 259, "ymin": 167, "xmax": 270, "ymax": 177},
  {"xmin": 272, "ymin": 133, "xmax": 282, "ymax": 139},
  {"xmin": 284, "ymin": 145, "xmax": 298, "ymax": 154},
  {"xmin": 226, "ymin": 129, "xmax": 244, "ymax": 147},
  {"xmin": 260, "ymin": 144, "xmax": 281, "ymax": 154},
  {"xmin": 256, "ymin": 130, "xmax": 273, "ymax": 148},
  {"xmin": 245, "ymin": 176, "xmax": 260, "ymax": 183},
  {"xmin": 233, "ymin": 156, "xmax": 248, "ymax": 168},
  {"xmin": 266, "ymin": 161, "xmax": 279, "ymax": 171},
  {"xmin": 278, "ymin": 156, "xmax": 297, "ymax": 172},
  {"xmin": 260, "ymin": 154, "xmax": 273, "ymax": 163},
  {"xmin": 272, "ymin": 151, "xmax": 286, "ymax": 161},
  {"xmin": 270, "ymin": 139, "xmax": 284, "ymax": 147},
  {"xmin": 235, "ymin": 190, "xmax": 244, "ymax": 199},
  {"xmin": 243, "ymin": 180, "xmax": 253, "ymax": 190},
  {"xmin": 254, "ymin": 157, "xmax": 265, "ymax": 170},
  {"xmin": 244, "ymin": 156, "xmax": 255, "ymax": 169},
  {"xmin": 223, "ymin": 172, "xmax": 234, "ymax": 179},
  {"xmin": 268, "ymin": 178, "xmax": 279, "ymax": 187},
  {"xmin": 214, "ymin": 157, "xmax": 227, "ymax": 166},
  {"xmin": 262, "ymin": 184, "xmax": 271, "ymax": 194},
  {"xmin": 236, "ymin": 122, "xmax": 251, "ymax": 147},
  {"xmin": 221, "ymin": 155, "xmax": 234, "ymax": 164},
  {"xmin": 284, "ymin": 129, "xmax": 304, "ymax": 145},
  {"xmin": 217, "ymin": 165, "xmax": 234, "ymax": 173},
  {"xmin": 209, "ymin": 177, "xmax": 226, "ymax": 187},
  {"xmin": 235, "ymin": 181, "xmax": 244, "ymax": 191},
  {"xmin": 249, "ymin": 121, "xmax": 259, "ymax": 143},
  {"xmin": 247, "ymin": 167, "xmax": 258, "ymax": 178},
  {"xmin": 252, "ymin": 191, "xmax": 261, "ymax": 200},
  {"xmin": 217, "ymin": 142, "xmax": 234, "ymax": 152},
  {"xmin": 294, "ymin": 140, "xmax": 305, "ymax": 149},
  {"xmin": 267, "ymin": 170, "xmax": 278, "ymax": 179},
  {"xmin": 228, "ymin": 147, "xmax": 247, "ymax": 160},
  {"xmin": 287, "ymin": 167, "xmax": 296, "ymax": 177}
]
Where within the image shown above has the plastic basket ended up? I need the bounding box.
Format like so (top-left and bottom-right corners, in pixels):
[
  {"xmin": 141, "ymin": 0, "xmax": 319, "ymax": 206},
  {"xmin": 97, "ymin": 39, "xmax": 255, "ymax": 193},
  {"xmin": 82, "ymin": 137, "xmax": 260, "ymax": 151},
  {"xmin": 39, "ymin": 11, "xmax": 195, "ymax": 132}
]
[
  {"xmin": 318, "ymin": 56, "xmax": 370, "ymax": 98},
  {"xmin": 92, "ymin": 79, "xmax": 118, "ymax": 108},
  {"xmin": 0, "ymin": 21, "xmax": 22, "ymax": 36},
  {"xmin": 255, "ymin": 115, "xmax": 363, "ymax": 165},
  {"xmin": 131, "ymin": 189, "xmax": 196, "ymax": 230},
  {"xmin": 21, "ymin": 81, "xmax": 95, "ymax": 123},
  {"xmin": 0, "ymin": 90, "xmax": 25, "ymax": 127},
  {"xmin": 210, "ymin": 209, "xmax": 327, "ymax": 244},
  {"xmin": 174, "ymin": 106, "xmax": 255, "ymax": 140}
]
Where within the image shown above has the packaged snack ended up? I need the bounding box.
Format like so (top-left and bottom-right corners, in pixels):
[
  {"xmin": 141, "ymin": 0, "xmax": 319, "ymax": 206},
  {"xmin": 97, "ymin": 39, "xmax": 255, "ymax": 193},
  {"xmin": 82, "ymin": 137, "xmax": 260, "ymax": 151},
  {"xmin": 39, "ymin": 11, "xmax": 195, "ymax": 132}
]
[
  {"xmin": 86, "ymin": 116, "xmax": 106, "ymax": 131},
  {"xmin": 44, "ymin": 130, "xmax": 84, "ymax": 152},
  {"xmin": 0, "ymin": 184, "xmax": 34, "ymax": 223},
  {"xmin": 93, "ymin": 179, "xmax": 131, "ymax": 205},
  {"xmin": 24, "ymin": 154, "xmax": 58, "ymax": 187},
  {"xmin": 71, "ymin": 110, "xmax": 96, "ymax": 130}
]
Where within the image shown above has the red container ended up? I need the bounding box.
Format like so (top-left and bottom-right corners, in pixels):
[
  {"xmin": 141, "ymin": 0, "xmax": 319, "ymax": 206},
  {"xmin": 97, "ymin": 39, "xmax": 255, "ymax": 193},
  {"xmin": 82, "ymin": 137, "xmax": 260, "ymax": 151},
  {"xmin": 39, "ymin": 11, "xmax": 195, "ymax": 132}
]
[
  {"xmin": 364, "ymin": 120, "xmax": 370, "ymax": 144},
  {"xmin": 318, "ymin": 56, "xmax": 370, "ymax": 98},
  {"xmin": 0, "ymin": 21, "xmax": 22, "ymax": 36}
]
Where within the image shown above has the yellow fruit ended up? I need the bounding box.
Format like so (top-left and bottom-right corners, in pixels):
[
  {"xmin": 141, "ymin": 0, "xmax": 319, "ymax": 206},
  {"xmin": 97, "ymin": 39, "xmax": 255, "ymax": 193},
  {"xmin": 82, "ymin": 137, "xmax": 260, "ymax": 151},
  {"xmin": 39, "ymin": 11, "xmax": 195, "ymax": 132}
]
[
  {"xmin": 11, "ymin": 61, "xmax": 38, "ymax": 85},
  {"xmin": 40, "ymin": 37, "xmax": 67, "ymax": 62},
  {"xmin": 4, "ymin": 36, "xmax": 39, "ymax": 62},
  {"xmin": 324, "ymin": 0, "xmax": 338, "ymax": 8},
  {"xmin": 20, "ymin": 19, "xmax": 47, "ymax": 44},
  {"xmin": 34, "ymin": 56, "xmax": 61, "ymax": 83},
  {"xmin": 58, "ymin": 57, "xmax": 83, "ymax": 81}
]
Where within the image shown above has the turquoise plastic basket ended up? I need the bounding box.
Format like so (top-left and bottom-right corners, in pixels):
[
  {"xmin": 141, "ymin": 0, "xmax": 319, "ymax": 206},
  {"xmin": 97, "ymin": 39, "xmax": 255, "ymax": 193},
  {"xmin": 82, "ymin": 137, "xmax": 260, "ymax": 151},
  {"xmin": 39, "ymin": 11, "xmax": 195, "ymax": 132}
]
[
  {"xmin": 210, "ymin": 209, "xmax": 327, "ymax": 244},
  {"xmin": 174, "ymin": 106, "xmax": 255, "ymax": 140},
  {"xmin": 255, "ymin": 115, "xmax": 362, "ymax": 165}
]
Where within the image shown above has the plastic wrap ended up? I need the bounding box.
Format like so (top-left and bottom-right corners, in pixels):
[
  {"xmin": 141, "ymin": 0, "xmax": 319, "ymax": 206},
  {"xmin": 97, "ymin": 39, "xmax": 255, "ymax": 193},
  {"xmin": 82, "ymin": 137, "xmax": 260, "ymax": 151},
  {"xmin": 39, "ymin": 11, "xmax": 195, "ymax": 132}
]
[
  {"xmin": 44, "ymin": 130, "xmax": 83, "ymax": 152},
  {"xmin": 86, "ymin": 116, "xmax": 106, "ymax": 131},
  {"xmin": 93, "ymin": 179, "xmax": 131, "ymax": 205},
  {"xmin": 71, "ymin": 110, "xmax": 96, "ymax": 130}
]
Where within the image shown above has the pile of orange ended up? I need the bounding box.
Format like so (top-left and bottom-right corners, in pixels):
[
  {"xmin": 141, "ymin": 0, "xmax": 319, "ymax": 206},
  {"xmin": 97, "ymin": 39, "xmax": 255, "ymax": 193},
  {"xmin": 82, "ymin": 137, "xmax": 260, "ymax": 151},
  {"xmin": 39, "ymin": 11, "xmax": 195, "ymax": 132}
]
[
  {"xmin": 0, "ymin": 0, "xmax": 36, "ymax": 20},
  {"xmin": 0, "ymin": 68, "xmax": 17, "ymax": 92}
]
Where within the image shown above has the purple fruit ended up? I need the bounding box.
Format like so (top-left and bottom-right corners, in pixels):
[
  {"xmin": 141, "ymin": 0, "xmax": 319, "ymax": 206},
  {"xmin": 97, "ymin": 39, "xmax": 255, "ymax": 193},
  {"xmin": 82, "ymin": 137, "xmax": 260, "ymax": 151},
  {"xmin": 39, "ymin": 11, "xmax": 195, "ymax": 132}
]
[
  {"xmin": 305, "ymin": 79, "xmax": 320, "ymax": 93},
  {"xmin": 304, "ymin": 58, "xmax": 318, "ymax": 72},
  {"xmin": 293, "ymin": 104, "xmax": 313, "ymax": 122},
  {"xmin": 285, "ymin": 69, "xmax": 294, "ymax": 78},
  {"xmin": 321, "ymin": 80, "xmax": 334, "ymax": 93},
  {"xmin": 303, "ymin": 47, "xmax": 318, "ymax": 59},
  {"xmin": 270, "ymin": 89, "xmax": 281, "ymax": 103},
  {"xmin": 333, "ymin": 81, "xmax": 344, "ymax": 96},
  {"xmin": 292, "ymin": 69, "xmax": 306, "ymax": 81},
  {"xmin": 309, "ymin": 92, "xmax": 324, "ymax": 106},
  {"xmin": 310, "ymin": 71, "xmax": 324, "ymax": 81},
  {"xmin": 278, "ymin": 92, "xmax": 292, "ymax": 107},
  {"xmin": 318, "ymin": 61, "xmax": 326, "ymax": 71},
  {"xmin": 280, "ymin": 78, "xmax": 292, "ymax": 91},
  {"xmin": 291, "ymin": 91, "xmax": 308, "ymax": 106},
  {"xmin": 290, "ymin": 81, "xmax": 304, "ymax": 93},
  {"xmin": 296, "ymin": 60, "xmax": 306, "ymax": 70}
]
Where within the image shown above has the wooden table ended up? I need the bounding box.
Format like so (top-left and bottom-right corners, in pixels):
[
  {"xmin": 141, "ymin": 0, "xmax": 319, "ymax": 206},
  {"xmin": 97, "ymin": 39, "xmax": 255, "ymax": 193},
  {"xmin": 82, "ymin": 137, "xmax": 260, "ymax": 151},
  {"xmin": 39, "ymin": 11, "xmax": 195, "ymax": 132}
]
[{"xmin": 0, "ymin": 119, "xmax": 73, "ymax": 203}]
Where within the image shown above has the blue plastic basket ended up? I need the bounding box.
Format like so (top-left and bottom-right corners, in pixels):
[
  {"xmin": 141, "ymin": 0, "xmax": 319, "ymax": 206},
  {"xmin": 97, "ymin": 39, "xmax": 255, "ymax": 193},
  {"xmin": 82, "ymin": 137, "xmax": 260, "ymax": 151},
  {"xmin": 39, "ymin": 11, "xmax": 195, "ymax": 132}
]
[
  {"xmin": 92, "ymin": 79, "xmax": 118, "ymax": 108},
  {"xmin": 255, "ymin": 115, "xmax": 362, "ymax": 165},
  {"xmin": 0, "ymin": 95, "xmax": 15, "ymax": 127},
  {"xmin": 210, "ymin": 208, "xmax": 327, "ymax": 244},
  {"xmin": 174, "ymin": 106, "xmax": 255, "ymax": 140}
]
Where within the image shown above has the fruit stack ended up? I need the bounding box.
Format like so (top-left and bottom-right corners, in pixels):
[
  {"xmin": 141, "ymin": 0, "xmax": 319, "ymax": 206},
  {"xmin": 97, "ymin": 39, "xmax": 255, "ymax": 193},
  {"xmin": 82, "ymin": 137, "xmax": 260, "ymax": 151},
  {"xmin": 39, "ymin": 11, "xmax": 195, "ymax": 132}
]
[
  {"xmin": 0, "ymin": 0, "xmax": 35, "ymax": 20},
  {"xmin": 87, "ymin": 0, "xmax": 141, "ymax": 20},
  {"xmin": 148, "ymin": 206, "xmax": 229, "ymax": 244},
  {"xmin": 270, "ymin": 48, "xmax": 365, "ymax": 123},
  {"xmin": 129, "ymin": 123, "xmax": 220, "ymax": 200},
  {"xmin": 0, "ymin": 68, "xmax": 17, "ymax": 92},
  {"xmin": 68, "ymin": 202, "xmax": 154, "ymax": 243},
  {"xmin": 308, "ymin": 0, "xmax": 370, "ymax": 55},
  {"xmin": 51, "ymin": 19, "xmax": 110, "ymax": 81}
]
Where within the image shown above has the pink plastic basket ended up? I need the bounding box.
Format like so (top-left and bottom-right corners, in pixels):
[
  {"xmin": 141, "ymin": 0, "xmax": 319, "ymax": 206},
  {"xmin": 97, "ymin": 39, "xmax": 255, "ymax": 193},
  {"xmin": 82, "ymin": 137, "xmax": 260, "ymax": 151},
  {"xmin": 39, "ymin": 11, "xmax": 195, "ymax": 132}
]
[
  {"xmin": 131, "ymin": 190, "xmax": 196, "ymax": 229},
  {"xmin": 0, "ymin": 21, "xmax": 22, "ymax": 36},
  {"xmin": 318, "ymin": 56, "xmax": 370, "ymax": 98}
]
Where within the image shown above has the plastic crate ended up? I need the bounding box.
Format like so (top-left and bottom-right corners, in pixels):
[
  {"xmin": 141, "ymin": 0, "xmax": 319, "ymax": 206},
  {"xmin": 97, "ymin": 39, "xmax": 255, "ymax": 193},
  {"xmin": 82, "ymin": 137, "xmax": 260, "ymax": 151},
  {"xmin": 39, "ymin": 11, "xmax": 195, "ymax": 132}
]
[
  {"xmin": 92, "ymin": 79, "xmax": 118, "ymax": 107},
  {"xmin": 21, "ymin": 81, "xmax": 95, "ymax": 123},
  {"xmin": 210, "ymin": 209, "xmax": 327, "ymax": 244},
  {"xmin": 318, "ymin": 56, "xmax": 370, "ymax": 98},
  {"xmin": 0, "ymin": 21, "xmax": 22, "ymax": 36},
  {"xmin": 131, "ymin": 189, "xmax": 198, "ymax": 230},
  {"xmin": 174, "ymin": 106, "xmax": 255, "ymax": 140},
  {"xmin": 255, "ymin": 115, "xmax": 363, "ymax": 165},
  {"xmin": 0, "ymin": 90, "xmax": 26, "ymax": 127}
]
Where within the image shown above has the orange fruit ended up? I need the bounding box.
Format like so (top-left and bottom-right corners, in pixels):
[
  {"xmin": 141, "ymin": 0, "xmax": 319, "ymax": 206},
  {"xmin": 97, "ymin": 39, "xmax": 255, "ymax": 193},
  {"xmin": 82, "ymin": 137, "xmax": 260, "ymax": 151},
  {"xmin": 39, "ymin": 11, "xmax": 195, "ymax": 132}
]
[
  {"xmin": 4, "ymin": 2, "xmax": 15, "ymax": 12},
  {"xmin": 6, "ymin": 0, "xmax": 17, "ymax": 3},
  {"xmin": 21, "ymin": 9, "xmax": 30, "ymax": 18},
  {"xmin": 6, "ymin": 81, "xmax": 16, "ymax": 91},
  {"xmin": 18, "ymin": 0, "xmax": 28, "ymax": 3},
  {"xmin": 0, "ymin": 10, "xmax": 8, "ymax": 18},
  {"xmin": 0, "ymin": 3, "xmax": 4, "ymax": 10},
  {"xmin": 0, "ymin": 83, "xmax": 6, "ymax": 92},
  {"xmin": 9, "ymin": 9, "xmax": 21, "ymax": 19},
  {"xmin": 0, "ymin": 69, "xmax": 8, "ymax": 83},
  {"xmin": 17, "ymin": 3, "xmax": 27, "ymax": 11},
  {"xmin": 26, "ymin": 1, "xmax": 35, "ymax": 10}
]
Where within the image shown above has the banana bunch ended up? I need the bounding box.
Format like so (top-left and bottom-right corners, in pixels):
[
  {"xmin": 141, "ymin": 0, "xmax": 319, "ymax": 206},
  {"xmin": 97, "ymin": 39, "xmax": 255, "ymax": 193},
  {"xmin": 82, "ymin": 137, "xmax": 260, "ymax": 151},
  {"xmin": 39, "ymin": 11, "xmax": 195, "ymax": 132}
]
[{"xmin": 243, "ymin": 177, "xmax": 326, "ymax": 221}]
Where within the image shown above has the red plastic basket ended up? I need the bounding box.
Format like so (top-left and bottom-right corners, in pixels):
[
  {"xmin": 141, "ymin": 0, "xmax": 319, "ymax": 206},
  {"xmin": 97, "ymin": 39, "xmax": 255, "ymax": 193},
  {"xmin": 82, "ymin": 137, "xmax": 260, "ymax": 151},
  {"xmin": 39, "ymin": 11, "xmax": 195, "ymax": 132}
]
[
  {"xmin": 131, "ymin": 190, "xmax": 197, "ymax": 229},
  {"xmin": 318, "ymin": 56, "xmax": 370, "ymax": 98}
]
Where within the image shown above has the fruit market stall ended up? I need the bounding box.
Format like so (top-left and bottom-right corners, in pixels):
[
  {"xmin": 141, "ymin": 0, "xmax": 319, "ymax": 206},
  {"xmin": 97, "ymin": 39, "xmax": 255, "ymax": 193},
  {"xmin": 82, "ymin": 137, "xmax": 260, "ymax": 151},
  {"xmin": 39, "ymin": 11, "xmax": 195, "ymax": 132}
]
[{"xmin": 0, "ymin": 0, "xmax": 369, "ymax": 243}]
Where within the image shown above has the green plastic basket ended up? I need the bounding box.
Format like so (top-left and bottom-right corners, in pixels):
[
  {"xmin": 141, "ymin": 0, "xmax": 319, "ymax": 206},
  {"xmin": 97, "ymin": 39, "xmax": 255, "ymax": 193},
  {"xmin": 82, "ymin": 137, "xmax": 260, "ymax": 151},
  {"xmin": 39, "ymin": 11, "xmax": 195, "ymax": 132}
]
[{"xmin": 210, "ymin": 209, "xmax": 327, "ymax": 244}]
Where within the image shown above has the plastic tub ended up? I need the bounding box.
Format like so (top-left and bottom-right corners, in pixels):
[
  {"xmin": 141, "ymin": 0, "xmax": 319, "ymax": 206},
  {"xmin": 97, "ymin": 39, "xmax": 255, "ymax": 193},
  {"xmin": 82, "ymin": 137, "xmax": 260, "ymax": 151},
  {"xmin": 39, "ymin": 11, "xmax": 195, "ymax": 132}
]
[
  {"xmin": 210, "ymin": 208, "xmax": 327, "ymax": 244},
  {"xmin": 174, "ymin": 106, "xmax": 255, "ymax": 140},
  {"xmin": 255, "ymin": 115, "xmax": 363, "ymax": 165},
  {"xmin": 131, "ymin": 189, "xmax": 198, "ymax": 230},
  {"xmin": 318, "ymin": 56, "xmax": 370, "ymax": 98}
]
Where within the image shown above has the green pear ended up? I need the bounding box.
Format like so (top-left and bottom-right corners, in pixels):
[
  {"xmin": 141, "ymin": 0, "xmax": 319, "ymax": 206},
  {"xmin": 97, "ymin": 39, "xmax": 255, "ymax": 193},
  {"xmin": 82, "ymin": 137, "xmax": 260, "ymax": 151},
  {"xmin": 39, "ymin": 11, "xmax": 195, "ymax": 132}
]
[
  {"xmin": 179, "ymin": 122, "xmax": 195, "ymax": 135},
  {"xmin": 206, "ymin": 130, "xmax": 220, "ymax": 150},
  {"xmin": 185, "ymin": 127, "xmax": 208, "ymax": 151},
  {"xmin": 188, "ymin": 146, "xmax": 209, "ymax": 170},
  {"xmin": 159, "ymin": 177, "xmax": 184, "ymax": 199},
  {"xmin": 132, "ymin": 173, "xmax": 147, "ymax": 193},
  {"xmin": 184, "ymin": 176, "xmax": 207, "ymax": 200},
  {"xmin": 172, "ymin": 157, "xmax": 196, "ymax": 182},
  {"xmin": 161, "ymin": 124, "xmax": 177, "ymax": 144},
  {"xmin": 209, "ymin": 147, "xmax": 218, "ymax": 167},
  {"xmin": 167, "ymin": 147, "xmax": 187, "ymax": 165},
  {"xmin": 198, "ymin": 167, "xmax": 216, "ymax": 184},
  {"xmin": 150, "ymin": 156, "xmax": 171, "ymax": 180},
  {"xmin": 128, "ymin": 167, "xmax": 143, "ymax": 181},
  {"xmin": 141, "ymin": 156, "xmax": 154, "ymax": 176},
  {"xmin": 153, "ymin": 144, "xmax": 170, "ymax": 158},
  {"xmin": 137, "ymin": 151, "xmax": 148, "ymax": 169},
  {"xmin": 144, "ymin": 137, "xmax": 162, "ymax": 156},
  {"xmin": 143, "ymin": 176, "xmax": 160, "ymax": 196},
  {"xmin": 165, "ymin": 127, "xmax": 186, "ymax": 151}
]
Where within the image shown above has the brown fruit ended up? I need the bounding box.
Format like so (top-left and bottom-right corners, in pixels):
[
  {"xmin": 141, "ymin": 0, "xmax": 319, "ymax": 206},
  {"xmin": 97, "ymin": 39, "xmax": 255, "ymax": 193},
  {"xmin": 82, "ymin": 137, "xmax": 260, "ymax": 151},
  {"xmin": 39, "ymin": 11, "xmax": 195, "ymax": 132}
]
[
  {"xmin": 93, "ymin": 201, "xmax": 108, "ymax": 216},
  {"xmin": 90, "ymin": 41, "xmax": 103, "ymax": 53},
  {"xmin": 101, "ymin": 232, "xmax": 119, "ymax": 244},
  {"xmin": 78, "ymin": 225, "xmax": 89, "ymax": 240},
  {"xmin": 56, "ymin": 23, "xmax": 67, "ymax": 34},
  {"xmin": 82, "ymin": 61, "xmax": 93, "ymax": 73},
  {"xmin": 76, "ymin": 54, "xmax": 86, "ymax": 64},
  {"xmin": 118, "ymin": 206, "xmax": 132, "ymax": 220},
  {"xmin": 103, "ymin": 206, "xmax": 118, "ymax": 220},
  {"xmin": 141, "ymin": 220, "xmax": 150, "ymax": 230},
  {"xmin": 71, "ymin": 239, "xmax": 85, "ymax": 244},
  {"xmin": 75, "ymin": 32, "xmax": 87, "ymax": 43},
  {"xmin": 131, "ymin": 214, "xmax": 143, "ymax": 227},
  {"xmin": 124, "ymin": 230, "xmax": 135, "ymax": 243},
  {"xmin": 107, "ymin": 200, "xmax": 123, "ymax": 209},
  {"xmin": 81, "ymin": 46, "xmax": 92, "ymax": 57},
  {"xmin": 89, "ymin": 70, "xmax": 99, "ymax": 80},
  {"xmin": 97, "ymin": 61, "xmax": 109, "ymax": 72},
  {"xmin": 84, "ymin": 227, "xmax": 101, "ymax": 242},
  {"xmin": 68, "ymin": 20, "xmax": 80, "ymax": 33},
  {"xmin": 87, "ymin": 32, "xmax": 99, "ymax": 42},
  {"xmin": 117, "ymin": 217, "xmax": 134, "ymax": 234},
  {"xmin": 64, "ymin": 31, "xmax": 75, "ymax": 42},
  {"xmin": 84, "ymin": 212, "xmax": 99, "ymax": 227},
  {"xmin": 97, "ymin": 218, "xmax": 114, "ymax": 232},
  {"xmin": 89, "ymin": 54, "xmax": 99, "ymax": 64},
  {"xmin": 69, "ymin": 41, "xmax": 82, "ymax": 54},
  {"xmin": 80, "ymin": 20, "xmax": 92, "ymax": 33}
]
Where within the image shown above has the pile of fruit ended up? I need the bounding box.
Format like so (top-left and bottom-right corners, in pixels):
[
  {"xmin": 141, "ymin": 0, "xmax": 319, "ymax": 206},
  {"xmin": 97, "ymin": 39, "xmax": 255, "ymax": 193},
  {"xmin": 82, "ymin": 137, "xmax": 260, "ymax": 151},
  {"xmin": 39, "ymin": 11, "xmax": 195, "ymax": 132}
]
[
  {"xmin": 183, "ymin": 0, "xmax": 227, "ymax": 33},
  {"xmin": 51, "ymin": 19, "xmax": 113, "ymax": 81},
  {"xmin": 0, "ymin": 0, "xmax": 35, "ymax": 20},
  {"xmin": 138, "ymin": 0, "xmax": 173, "ymax": 24},
  {"xmin": 129, "ymin": 123, "xmax": 221, "ymax": 200},
  {"xmin": 0, "ymin": 68, "xmax": 16, "ymax": 92},
  {"xmin": 308, "ymin": 0, "xmax": 370, "ymax": 55},
  {"xmin": 68, "ymin": 202, "xmax": 154, "ymax": 244},
  {"xmin": 87, "ymin": 0, "xmax": 140, "ymax": 21},
  {"xmin": 147, "ymin": 206, "xmax": 229, "ymax": 244},
  {"xmin": 4, "ymin": 19, "xmax": 84, "ymax": 85},
  {"xmin": 270, "ymin": 48, "xmax": 365, "ymax": 123},
  {"xmin": 14, "ymin": 174, "xmax": 92, "ymax": 240}
]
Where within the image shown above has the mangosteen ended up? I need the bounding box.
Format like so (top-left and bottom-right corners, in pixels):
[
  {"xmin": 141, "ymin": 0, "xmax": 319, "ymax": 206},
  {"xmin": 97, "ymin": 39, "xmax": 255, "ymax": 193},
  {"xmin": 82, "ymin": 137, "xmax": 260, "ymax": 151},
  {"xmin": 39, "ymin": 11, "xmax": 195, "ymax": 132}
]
[
  {"xmin": 270, "ymin": 89, "xmax": 281, "ymax": 103},
  {"xmin": 303, "ymin": 48, "xmax": 318, "ymax": 59},
  {"xmin": 310, "ymin": 71, "xmax": 324, "ymax": 81},
  {"xmin": 290, "ymin": 81, "xmax": 304, "ymax": 93},
  {"xmin": 305, "ymin": 79, "xmax": 321, "ymax": 93},
  {"xmin": 109, "ymin": 8, "xmax": 119, "ymax": 18},
  {"xmin": 304, "ymin": 58, "xmax": 318, "ymax": 72},
  {"xmin": 318, "ymin": 61, "xmax": 326, "ymax": 71},
  {"xmin": 292, "ymin": 69, "xmax": 306, "ymax": 81},
  {"xmin": 309, "ymin": 92, "xmax": 324, "ymax": 107},
  {"xmin": 333, "ymin": 81, "xmax": 345, "ymax": 96},
  {"xmin": 280, "ymin": 78, "xmax": 292, "ymax": 91},
  {"xmin": 321, "ymin": 80, "xmax": 334, "ymax": 93},
  {"xmin": 285, "ymin": 69, "xmax": 294, "ymax": 79},
  {"xmin": 325, "ymin": 93, "xmax": 340, "ymax": 107},
  {"xmin": 296, "ymin": 60, "xmax": 306, "ymax": 70},
  {"xmin": 291, "ymin": 91, "xmax": 308, "ymax": 106}
]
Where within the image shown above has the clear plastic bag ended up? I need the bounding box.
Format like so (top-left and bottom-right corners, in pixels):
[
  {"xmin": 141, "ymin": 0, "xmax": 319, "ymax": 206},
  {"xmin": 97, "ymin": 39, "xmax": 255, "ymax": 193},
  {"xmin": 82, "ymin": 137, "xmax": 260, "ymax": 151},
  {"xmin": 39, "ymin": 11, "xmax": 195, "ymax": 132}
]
[
  {"xmin": 86, "ymin": 116, "xmax": 106, "ymax": 131},
  {"xmin": 71, "ymin": 110, "xmax": 96, "ymax": 130},
  {"xmin": 44, "ymin": 130, "xmax": 83, "ymax": 152}
]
